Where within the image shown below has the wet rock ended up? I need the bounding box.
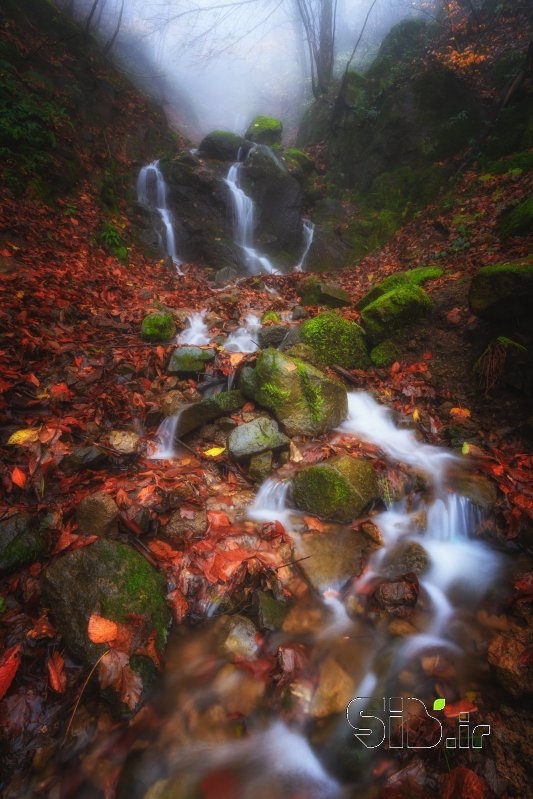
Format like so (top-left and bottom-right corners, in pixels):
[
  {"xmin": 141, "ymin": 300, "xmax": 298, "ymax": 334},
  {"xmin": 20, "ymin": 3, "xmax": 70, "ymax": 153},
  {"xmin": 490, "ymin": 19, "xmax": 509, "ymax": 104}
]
[
  {"xmin": 300, "ymin": 311, "xmax": 369, "ymax": 369},
  {"xmin": 249, "ymin": 450, "xmax": 273, "ymax": 482},
  {"xmin": 212, "ymin": 663, "xmax": 266, "ymax": 715},
  {"xmin": 164, "ymin": 508, "xmax": 208, "ymax": 540},
  {"xmin": 198, "ymin": 130, "xmax": 245, "ymax": 161},
  {"xmin": 228, "ymin": 417, "xmax": 289, "ymax": 462},
  {"xmin": 220, "ymin": 614, "xmax": 258, "ymax": 659},
  {"xmin": 298, "ymin": 276, "xmax": 351, "ymax": 308},
  {"xmin": 449, "ymin": 470, "xmax": 498, "ymax": 509},
  {"xmin": 167, "ymin": 346, "xmax": 216, "ymax": 374},
  {"xmin": 282, "ymin": 598, "xmax": 327, "ymax": 634},
  {"xmin": 140, "ymin": 312, "xmax": 176, "ymax": 342},
  {"xmin": 292, "ymin": 455, "xmax": 379, "ymax": 522},
  {"xmin": 162, "ymin": 390, "xmax": 186, "ymax": 417},
  {"xmin": 356, "ymin": 266, "xmax": 442, "ymax": 311},
  {"xmin": 257, "ymin": 324, "xmax": 290, "ymax": 349},
  {"xmin": 469, "ymin": 262, "xmax": 533, "ymax": 323},
  {"xmin": 292, "ymin": 305, "xmax": 308, "ymax": 320},
  {"xmin": 311, "ymin": 657, "xmax": 355, "ymax": 718},
  {"xmin": 61, "ymin": 445, "xmax": 108, "ymax": 473},
  {"xmin": 380, "ymin": 540, "xmax": 430, "ymax": 578},
  {"xmin": 0, "ymin": 513, "xmax": 48, "ymax": 576},
  {"xmin": 256, "ymin": 590, "xmax": 287, "ymax": 631},
  {"xmin": 43, "ymin": 539, "xmax": 170, "ymax": 665},
  {"xmin": 76, "ymin": 491, "xmax": 119, "ymax": 537},
  {"xmin": 361, "ymin": 284, "xmax": 431, "ymax": 343},
  {"xmin": 245, "ymin": 115, "xmax": 282, "ymax": 145},
  {"xmin": 108, "ymin": 430, "xmax": 140, "ymax": 455},
  {"xmin": 213, "ymin": 266, "xmax": 238, "ymax": 287},
  {"xmin": 488, "ymin": 633, "xmax": 533, "ymax": 698},
  {"xmin": 293, "ymin": 527, "xmax": 366, "ymax": 590},
  {"xmin": 373, "ymin": 578, "xmax": 418, "ymax": 618},
  {"xmin": 240, "ymin": 349, "xmax": 347, "ymax": 436},
  {"xmin": 388, "ymin": 619, "xmax": 417, "ymax": 636},
  {"xmin": 283, "ymin": 342, "xmax": 321, "ymax": 368},
  {"xmin": 370, "ymin": 339, "xmax": 402, "ymax": 368},
  {"xmin": 175, "ymin": 391, "xmax": 245, "ymax": 437}
]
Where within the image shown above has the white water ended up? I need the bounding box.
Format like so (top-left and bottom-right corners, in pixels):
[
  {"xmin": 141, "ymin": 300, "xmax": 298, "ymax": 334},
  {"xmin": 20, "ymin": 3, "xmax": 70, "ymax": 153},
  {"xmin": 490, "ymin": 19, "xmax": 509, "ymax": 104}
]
[
  {"xmin": 295, "ymin": 219, "xmax": 315, "ymax": 272},
  {"xmin": 137, "ymin": 160, "xmax": 183, "ymax": 274},
  {"xmin": 248, "ymin": 477, "xmax": 292, "ymax": 526},
  {"xmin": 177, "ymin": 311, "xmax": 211, "ymax": 345},
  {"xmin": 223, "ymin": 312, "xmax": 261, "ymax": 353},
  {"xmin": 224, "ymin": 151, "xmax": 277, "ymax": 275},
  {"xmin": 150, "ymin": 412, "xmax": 182, "ymax": 459}
]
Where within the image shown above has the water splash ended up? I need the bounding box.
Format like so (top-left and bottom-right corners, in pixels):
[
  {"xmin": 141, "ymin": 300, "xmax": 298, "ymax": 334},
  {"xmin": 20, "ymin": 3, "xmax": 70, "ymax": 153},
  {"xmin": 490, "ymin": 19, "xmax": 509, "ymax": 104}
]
[
  {"xmin": 150, "ymin": 412, "xmax": 182, "ymax": 459},
  {"xmin": 295, "ymin": 219, "xmax": 315, "ymax": 272},
  {"xmin": 178, "ymin": 311, "xmax": 211, "ymax": 345},
  {"xmin": 223, "ymin": 313, "xmax": 261, "ymax": 353},
  {"xmin": 248, "ymin": 478, "xmax": 292, "ymax": 526},
  {"xmin": 137, "ymin": 160, "xmax": 183, "ymax": 274}
]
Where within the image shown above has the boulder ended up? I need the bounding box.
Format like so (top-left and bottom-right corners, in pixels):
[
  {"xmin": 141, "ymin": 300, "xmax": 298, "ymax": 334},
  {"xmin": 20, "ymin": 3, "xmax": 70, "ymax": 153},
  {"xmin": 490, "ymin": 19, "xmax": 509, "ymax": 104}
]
[
  {"xmin": 283, "ymin": 343, "xmax": 321, "ymax": 368},
  {"xmin": 292, "ymin": 455, "xmax": 379, "ymax": 522},
  {"xmin": 258, "ymin": 324, "xmax": 290, "ymax": 349},
  {"xmin": 76, "ymin": 491, "xmax": 119, "ymax": 537},
  {"xmin": 162, "ymin": 390, "xmax": 186, "ymax": 417},
  {"xmin": 228, "ymin": 417, "xmax": 289, "ymax": 462},
  {"xmin": 175, "ymin": 391, "xmax": 245, "ymax": 437},
  {"xmin": 373, "ymin": 578, "xmax": 419, "ymax": 618},
  {"xmin": 108, "ymin": 430, "xmax": 140, "ymax": 455},
  {"xmin": 292, "ymin": 526, "xmax": 367, "ymax": 590},
  {"xmin": 356, "ymin": 266, "xmax": 442, "ymax": 311},
  {"xmin": 468, "ymin": 262, "xmax": 533, "ymax": 322},
  {"xmin": 43, "ymin": 539, "xmax": 170, "ymax": 664},
  {"xmin": 360, "ymin": 284, "xmax": 431, "ymax": 342},
  {"xmin": 298, "ymin": 276, "xmax": 351, "ymax": 308},
  {"xmin": 249, "ymin": 451, "xmax": 273, "ymax": 482},
  {"xmin": 370, "ymin": 339, "xmax": 401, "ymax": 367},
  {"xmin": 498, "ymin": 196, "xmax": 533, "ymax": 240},
  {"xmin": 198, "ymin": 130, "xmax": 245, "ymax": 161},
  {"xmin": 220, "ymin": 615, "xmax": 258, "ymax": 659},
  {"xmin": 164, "ymin": 508, "xmax": 208, "ymax": 539},
  {"xmin": 214, "ymin": 266, "xmax": 239, "ymax": 287},
  {"xmin": 261, "ymin": 311, "xmax": 282, "ymax": 324},
  {"xmin": 140, "ymin": 312, "xmax": 176, "ymax": 342},
  {"xmin": 255, "ymin": 590, "xmax": 287, "ymax": 631},
  {"xmin": 240, "ymin": 349, "xmax": 347, "ymax": 436},
  {"xmin": 61, "ymin": 445, "xmax": 108, "ymax": 473},
  {"xmin": 245, "ymin": 115, "xmax": 282, "ymax": 145},
  {"xmin": 167, "ymin": 346, "xmax": 216, "ymax": 374},
  {"xmin": 300, "ymin": 311, "xmax": 369, "ymax": 369},
  {"xmin": 310, "ymin": 657, "xmax": 355, "ymax": 718},
  {"xmin": 0, "ymin": 513, "xmax": 47, "ymax": 576},
  {"xmin": 488, "ymin": 633, "xmax": 533, "ymax": 698},
  {"xmin": 380, "ymin": 540, "xmax": 430, "ymax": 578}
]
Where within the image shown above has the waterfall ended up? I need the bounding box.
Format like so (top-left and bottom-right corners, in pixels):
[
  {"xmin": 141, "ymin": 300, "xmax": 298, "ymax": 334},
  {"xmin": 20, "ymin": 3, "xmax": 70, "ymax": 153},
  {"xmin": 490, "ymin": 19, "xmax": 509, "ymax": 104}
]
[
  {"xmin": 223, "ymin": 313, "xmax": 261, "ymax": 353},
  {"xmin": 150, "ymin": 412, "xmax": 181, "ymax": 459},
  {"xmin": 177, "ymin": 311, "xmax": 211, "ymax": 345},
  {"xmin": 248, "ymin": 478, "xmax": 292, "ymax": 526},
  {"xmin": 295, "ymin": 219, "xmax": 315, "ymax": 272},
  {"xmin": 137, "ymin": 160, "xmax": 183, "ymax": 275}
]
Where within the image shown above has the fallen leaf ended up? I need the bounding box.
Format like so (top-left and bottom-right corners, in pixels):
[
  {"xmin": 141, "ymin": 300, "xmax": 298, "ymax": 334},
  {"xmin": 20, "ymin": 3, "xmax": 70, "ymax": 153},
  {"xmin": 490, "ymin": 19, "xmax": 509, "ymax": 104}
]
[
  {"xmin": 450, "ymin": 407, "xmax": 471, "ymax": 419},
  {"xmin": 11, "ymin": 467, "xmax": 27, "ymax": 488},
  {"xmin": 0, "ymin": 645, "xmax": 21, "ymax": 701},
  {"xmin": 47, "ymin": 651, "xmax": 66, "ymax": 693},
  {"xmin": 203, "ymin": 446, "xmax": 226, "ymax": 458},
  {"xmin": 7, "ymin": 429, "xmax": 39, "ymax": 446},
  {"xmin": 88, "ymin": 614, "xmax": 118, "ymax": 644}
]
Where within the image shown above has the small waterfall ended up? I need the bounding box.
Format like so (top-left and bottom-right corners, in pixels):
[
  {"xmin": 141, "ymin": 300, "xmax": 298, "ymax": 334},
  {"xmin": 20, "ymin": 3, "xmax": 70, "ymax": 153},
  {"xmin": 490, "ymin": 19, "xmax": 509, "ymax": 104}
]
[
  {"xmin": 248, "ymin": 478, "xmax": 292, "ymax": 526},
  {"xmin": 137, "ymin": 160, "xmax": 183, "ymax": 275},
  {"xmin": 178, "ymin": 311, "xmax": 211, "ymax": 345},
  {"xmin": 224, "ymin": 152, "xmax": 277, "ymax": 275},
  {"xmin": 223, "ymin": 313, "xmax": 261, "ymax": 353},
  {"xmin": 150, "ymin": 412, "xmax": 181, "ymax": 459},
  {"xmin": 295, "ymin": 219, "xmax": 315, "ymax": 272}
]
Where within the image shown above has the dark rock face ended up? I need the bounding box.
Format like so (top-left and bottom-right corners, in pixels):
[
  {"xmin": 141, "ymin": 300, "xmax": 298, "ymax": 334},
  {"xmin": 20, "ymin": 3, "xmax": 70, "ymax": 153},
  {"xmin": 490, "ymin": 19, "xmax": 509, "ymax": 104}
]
[
  {"xmin": 469, "ymin": 262, "xmax": 533, "ymax": 322},
  {"xmin": 175, "ymin": 391, "xmax": 246, "ymax": 437},
  {"xmin": 0, "ymin": 513, "xmax": 48, "ymax": 576},
  {"xmin": 198, "ymin": 130, "xmax": 246, "ymax": 161}
]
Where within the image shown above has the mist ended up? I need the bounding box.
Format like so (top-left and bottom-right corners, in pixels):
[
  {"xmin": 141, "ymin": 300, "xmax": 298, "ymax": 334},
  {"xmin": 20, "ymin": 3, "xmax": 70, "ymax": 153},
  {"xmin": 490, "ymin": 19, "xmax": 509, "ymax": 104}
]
[{"xmin": 61, "ymin": 0, "xmax": 437, "ymax": 140}]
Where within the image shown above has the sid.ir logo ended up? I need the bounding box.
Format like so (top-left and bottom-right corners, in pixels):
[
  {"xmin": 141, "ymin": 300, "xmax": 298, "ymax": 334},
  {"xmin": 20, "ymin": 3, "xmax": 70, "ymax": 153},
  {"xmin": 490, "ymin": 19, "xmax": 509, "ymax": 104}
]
[{"xmin": 346, "ymin": 697, "xmax": 491, "ymax": 749}]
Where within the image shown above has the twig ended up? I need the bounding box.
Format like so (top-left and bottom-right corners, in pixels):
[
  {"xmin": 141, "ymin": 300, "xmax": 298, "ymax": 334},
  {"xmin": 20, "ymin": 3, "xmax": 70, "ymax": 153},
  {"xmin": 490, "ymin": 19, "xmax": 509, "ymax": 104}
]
[{"xmin": 63, "ymin": 649, "xmax": 110, "ymax": 743}]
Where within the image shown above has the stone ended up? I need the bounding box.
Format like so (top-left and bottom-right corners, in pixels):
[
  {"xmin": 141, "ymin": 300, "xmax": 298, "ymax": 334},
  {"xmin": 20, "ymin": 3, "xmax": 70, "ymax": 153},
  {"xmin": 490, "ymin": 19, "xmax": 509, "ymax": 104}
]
[
  {"xmin": 292, "ymin": 455, "xmax": 379, "ymax": 522},
  {"xmin": 175, "ymin": 391, "xmax": 245, "ymax": 437},
  {"xmin": 373, "ymin": 579, "xmax": 418, "ymax": 618},
  {"xmin": 167, "ymin": 346, "xmax": 216, "ymax": 374},
  {"xmin": 300, "ymin": 311, "xmax": 369, "ymax": 369},
  {"xmin": 498, "ymin": 197, "xmax": 533, "ymax": 240},
  {"xmin": 140, "ymin": 312, "xmax": 176, "ymax": 342},
  {"xmin": 162, "ymin": 390, "xmax": 186, "ymax": 417},
  {"xmin": 198, "ymin": 130, "xmax": 245, "ymax": 161},
  {"xmin": 370, "ymin": 339, "xmax": 402, "ymax": 367},
  {"xmin": 291, "ymin": 305, "xmax": 308, "ymax": 320},
  {"xmin": 61, "ymin": 445, "xmax": 108, "ymax": 473},
  {"xmin": 258, "ymin": 324, "xmax": 290, "ymax": 349},
  {"xmin": 245, "ymin": 115, "xmax": 282, "ymax": 145},
  {"xmin": 360, "ymin": 284, "xmax": 431, "ymax": 343},
  {"xmin": 298, "ymin": 276, "xmax": 351, "ymax": 308},
  {"xmin": 228, "ymin": 417, "xmax": 289, "ymax": 462},
  {"xmin": 0, "ymin": 513, "xmax": 47, "ymax": 576},
  {"xmin": 282, "ymin": 599, "xmax": 327, "ymax": 634},
  {"xmin": 256, "ymin": 590, "xmax": 287, "ymax": 631},
  {"xmin": 283, "ymin": 343, "xmax": 321, "ymax": 368},
  {"xmin": 164, "ymin": 508, "xmax": 208, "ymax": 539},
  {"xmin": 488, "ymin": 633, "xmax": 533, "ymax": 698},
  {"xmin": 356, "ymin": 266, "xmax": 442, "ymax": 311},
  {"xmin": 76, "ymin": 491, "xmax": 119, "ymax": 537},
  {"xmin": 220, "ymin": 615, "xmax": 258, "ymax": 659},
  {"xmin": 261, "ymin": 310, "xmax": 282, "ymax": 324},
  {"xmin": 213, "ymin": 266, "xmax": 239, "ymax": 287},
  {"xmin": 240, "ymin": 349, "xmax": 348, "ymax": 437},
  {"xmin": 43, "ymin": 539, "xmax": 170, "ymax": 665},
  {"xmin": 212, "ymin": 664, "xmax": 265, "ymax": 715},
  {"xmin": 468, "ymin": 262, "xmax": 533, "ymax": 322},
  {"xmin": 108, "ymin": 430, "xmax": 140, "ymax": 455},
  {"xmin": 292, "ymin": 527, "xmax": 367, "ymax": 590},
  {"xmin": 310, "ymin": 657, "xmax": 355, "ymax": 718},
  {"xmin": 380, "ymin": 540, "xmax": 430, "ymax": 578},
  {"xmin": 249, "ymin": 450, "xmax": 273, "ymax": 482}
]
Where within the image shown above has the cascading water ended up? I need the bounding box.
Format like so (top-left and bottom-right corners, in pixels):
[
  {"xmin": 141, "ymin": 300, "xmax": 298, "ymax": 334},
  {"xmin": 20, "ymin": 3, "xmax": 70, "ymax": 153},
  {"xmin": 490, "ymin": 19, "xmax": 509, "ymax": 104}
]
[
  {"xmin": 177, "ymin": 310, "xmax": 211, "ymax": 345},
  {"xmin": 150, "ymin": 412, "xmax": 182, "ymax": 460},
  {"xmin": 295, "ymin": 219, "xmax": 315, "ymax": 272},
  {"xmin": 137, "ymin": 160, "xmax": 183, "ymax": 274},
  {"xmin": 223, "ymin": 312, "xmax": 261, "ymax": 353}
]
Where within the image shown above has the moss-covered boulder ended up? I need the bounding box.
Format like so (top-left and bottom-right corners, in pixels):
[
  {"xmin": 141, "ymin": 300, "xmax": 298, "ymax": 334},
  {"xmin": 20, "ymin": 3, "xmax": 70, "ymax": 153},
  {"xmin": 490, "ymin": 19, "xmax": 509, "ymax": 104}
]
[
  {"xmin": 0, "ymin": 513, "xmax": 48, "ymax": 576},
  {"xmin": 140, "ymin": 312, "xmax": 176, "ymax": 342},
  {"xmin": 228, "ymin": 417, "xmax": 289, "ymax": 461},
  {"xmin": 356, "ymin": 266, "xmax": 442, "ymax": 310},
  {"xmin": 300, "ymin": 312, "xmax": 369, "ymax": 369},
  {"xmin": 292, "ymin": 455, "xmax": 380, "ymax": 522},
  {"xmin": 175, "ymin": 390, "xmax": 245, "ymax": 437},
  {"xmin": 498, "ymin": 196, "xmax": 533, "ymax": 240},
  {"xmin": 468, "ymin": 262, "xmax": 533, "ymax": 322},
  {"xmin": 298, "ymin": 275, "xmax": 351, "ymax": 307},
  {"xmin": 258, "ymin": 324, "xmax": 290, "ymax": 349},
  {"xmin": 370, "ymin": 339, "xmax": 401, "ymax": 367},
  {"xmin": 198, "ymin": 130, "xmax": 246, "ymax": 161},
  {"xmin": 43, "ymin": 539, "xmax": 170, "ymax": 665},
  {"xmin": 240, "ymin": 349, "xmax": 347, "ymax": 436},
  {"xmin": 245, "ymin": 115, "xmax": 282, "ymax": 145},
  {"xmin": 167, "ymin": 346, "xmax": 216, "ymax": 374},
  {"xmin": 285, "ymin": 147, "xmax": 315, "ymax": 174},
  {"xmin": 361, "ymin": 285, "xmax": 431, "ymax": 342},
  {"xmin": 261, "ymin": 310, "xmax": 281, "ymax": 324}
]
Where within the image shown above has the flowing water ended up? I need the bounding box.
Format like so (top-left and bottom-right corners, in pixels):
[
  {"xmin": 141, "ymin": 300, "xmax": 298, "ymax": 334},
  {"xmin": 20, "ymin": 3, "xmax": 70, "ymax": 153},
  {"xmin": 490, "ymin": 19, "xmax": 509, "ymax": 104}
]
[
  {"xmin": 137, "ymin": 160, "xmax": 184, "ymax": 274},
  {"xmin": 295, "ymin": 219, "xmax": 315, "ymax": 271},
  {"xmin": 222, "ymin": 312, "xmax": 261, "ymax": 353},
  {"xmin": 177, "ymin": 310, "xmax": 211, "ymax": 345}
]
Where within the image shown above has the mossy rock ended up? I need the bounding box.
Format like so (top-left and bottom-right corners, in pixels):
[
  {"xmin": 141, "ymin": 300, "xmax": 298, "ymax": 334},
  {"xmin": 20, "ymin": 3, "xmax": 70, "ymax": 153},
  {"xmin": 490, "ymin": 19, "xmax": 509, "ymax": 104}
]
[
  {"xmin": 198, "ymin": 130, "xmax": 245, "ymax": 161},
  {"xmin": 167, "ymin": 346, "xmax": 216, "ymax": 374},
  {"xmin": 370, "ymin": 340, "xmax": 401, "ymax": 367},
  {"xmin": 361, "ymin": 285, "xmax": 431, "ymax": 343},
  {"xmin": 140, "ymin": 312, "xmax": 176, "ymax": 342},
  {"xmin": 241, "ymin": 349, "xmax": 347, "ymax": 436},
  {"xmin": 228, "ymin": 417, "xmax": 289, "ymax": 461},
  {"xmin": 258, "ymin": 324, "xmax": 290, "ymax": 349},
  {"xmin": 284, "ymin": 343, "xmax": 322, "ymax": 368},
  {"xmin": 298, "ymin": 276, "xmax": 351, "ymax": 308},
  {"xmin": 0, "ymin": 513, "xmax": 48, "ymax": 576},
  {"xmin": 300, "ymin": 311, "xmax": 369, "ymax": 369},
  {"xmin": 245, "ymin": 115, "xmax": 282, "ymax": 145},
  {"xmin": 261, "ymin": 310, "xmax": 281, "ymax": 324},
  {"xmin": 285, "ymin": 147, "xmax": 314, "ymax": 174},
  {"xmin": 497, "ymin": 196, "xmax": 533, "ymax": 240},
  {"xmin": 292, "ymin": 455, "xmax": 379, "ymax": 522},
  {"xmin": 176, "ymin": 391, "xmax": 245, "ymax": 437},
  {"xmin": 356, "ymin": 266, "xmax": 442, "ymax": 310},
  {"xmin": 43, "ymin": 539, "xmax": 171, "ymax": 665},
  {"xmin": 468, "ymin": 262, "xmax": 533, "ymax": 322}
]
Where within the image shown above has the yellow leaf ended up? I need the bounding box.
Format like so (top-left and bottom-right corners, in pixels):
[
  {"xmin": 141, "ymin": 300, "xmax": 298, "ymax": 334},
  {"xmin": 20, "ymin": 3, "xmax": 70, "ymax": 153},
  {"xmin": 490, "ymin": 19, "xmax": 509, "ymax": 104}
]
[
  {"xmin": 462, "ymin": 442, "xmax": 470, "ymax": 455},
  {"xmin": 412, "ymin": 409, "xmax": 420, "ymax": 422},
  {"xmin": 203, "ymin": 446, "xmax": 226, "ymax": 458},
  {"xmin": 229, "ymin": 353, "xmax": 244, "ymax": 367},
  {"xmin": 7, "ymin": 429, "xmax": 39, "ymax": 446}
]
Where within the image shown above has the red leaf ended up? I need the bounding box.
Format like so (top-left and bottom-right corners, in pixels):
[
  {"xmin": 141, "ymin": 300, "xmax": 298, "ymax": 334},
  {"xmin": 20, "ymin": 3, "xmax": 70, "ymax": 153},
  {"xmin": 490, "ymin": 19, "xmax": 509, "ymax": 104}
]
[
  {"xmin": 0, "ymin": 645, "xmax": 21, "ymax": 701},
  {"xmin": 441, "ymin": 767, "xmax": 488, "ymax": 799},
  {"xmin": 47, "ymin": 651, "xmax": 66, "ymax": 693},
  {"xmin": 207, "ymin": 510, "xmax": 231, "ymax": 529},
  {"xmin": 200, "ymin": 770, "xmax": 241, "ymax": 799},
  {"xmin": 443, "ymin": 698, "xmax": 478, "ymax": 718},
  {"xmin": 167, "ymin": 588, "xmax": 188, "ymax": 623},
  {"xmin": 98, "ymin": 650, "xmax": 142, "ymax": 710},
  {"xmin": 88, "ymin": 614, "xmax": 118, "ymax": 644},
  {"xmin": 11, "ymin": 467, "xmax": 27, "ymax": 488}
]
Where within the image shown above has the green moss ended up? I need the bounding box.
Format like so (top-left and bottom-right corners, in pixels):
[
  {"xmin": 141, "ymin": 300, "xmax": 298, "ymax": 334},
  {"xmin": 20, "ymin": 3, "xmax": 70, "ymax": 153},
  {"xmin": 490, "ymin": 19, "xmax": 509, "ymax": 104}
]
[
  {"xmin": 370, "ymin": 340, "xmax": 401, "ymax": 367},
  {"xmin": 468, "ymin": 261, "xmax": 533, "ymax": 320},
  {"xmin": 292, "ymin": 456, "xmax": 379, "ymax": 522},
  {"xmin": 300, "ymin": 311, "xmax": 369, "ymax": 369},
  {"xmin": 498, "ymin": 196, "xmax": 533, "ymax": 240},
  {"xmin": 482, "ymin": 151, "xmax": 533, "ymax": 176},
  {"xmin": 297, "ymin": 362, "xmax": 324, "ymax": 424},
  {"xmin": 261, "ymin": 310, "xmax": 282, "ymax": 324},
  {"xmin": 1, "ymin": 528, "xmax": 47, "ymax": 574},
  {"xmin": 257, "ymin": 382, "xmax": 290, "ymax": 408},
  {"xmin": 245, "ymin": 115, "xmax": 282, "ymax": 145},
  {"xmin": 99, "ymin": 220, "xmax": 128, "ymax": 262},
  {"xmin": 361, "ymin": 284, "xmax": 431, "ymax": 342},
  {"xmin": 285, "ymin": 147, "xmax": 314, "ymax": 174},
  {"xmin": 356, "ymin": 266, "xmax": 442, "ymax": 310},
  {"xmin": 140, "ymin": 312, "xmax": 176, "ymax": 342}
]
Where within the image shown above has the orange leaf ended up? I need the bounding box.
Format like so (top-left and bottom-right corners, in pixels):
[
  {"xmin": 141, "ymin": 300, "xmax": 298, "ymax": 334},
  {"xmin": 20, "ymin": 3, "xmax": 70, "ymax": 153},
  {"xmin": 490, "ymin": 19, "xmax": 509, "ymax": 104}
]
[
  {"xmin": 229, "ymin": 352, "xmax": 244, "ymax": 367},
  {"xmin": 207, "ymin": 510, "xmax": 231, "ymax": 529},
  {"xmin": 443, "ymin": 698, "xmax": 478, "ymax": 718},
  {"xmin": 47, "ymin": 651, "xmax": 66, "ymax": 693},
  {"xmin": 88, "ymin": 613, "xmax": 118, "ymax": 644},
  {"xmin": 11, "ymin": 466, "xmax": 27, "ymax": 488},
  {"xmin": 0, "ymin": 644, "xmax": 21, "ymax": 700},
  {"xmin": 450, "ymin": 407, "xmax": 471, "ymax": 419}
]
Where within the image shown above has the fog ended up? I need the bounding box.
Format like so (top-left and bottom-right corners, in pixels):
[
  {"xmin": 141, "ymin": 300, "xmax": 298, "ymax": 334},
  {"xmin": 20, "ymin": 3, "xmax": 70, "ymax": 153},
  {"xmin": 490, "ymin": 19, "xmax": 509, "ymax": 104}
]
[{"xmin": 64, "ymin": 0, "xmax": 438, "ymax": 141}]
